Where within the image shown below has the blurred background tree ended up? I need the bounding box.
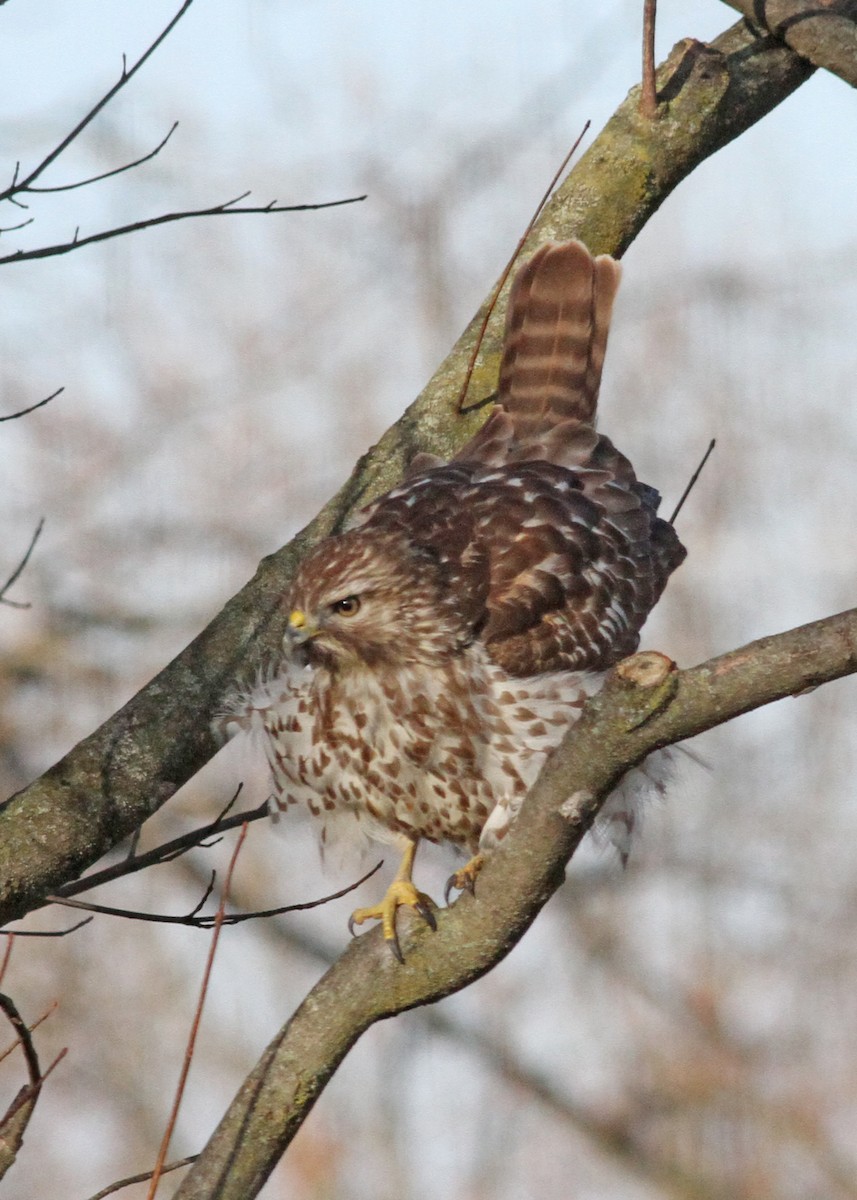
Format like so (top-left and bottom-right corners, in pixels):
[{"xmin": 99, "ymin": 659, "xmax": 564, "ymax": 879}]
[{"xmin": 1, "ymin": 2, "xmax": 856, "ymax": 1197}]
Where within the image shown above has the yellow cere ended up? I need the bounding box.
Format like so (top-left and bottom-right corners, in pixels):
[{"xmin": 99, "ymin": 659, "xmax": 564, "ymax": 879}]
[{"xmin": 289, "ymin": 609, "xmax": 307, "ymax": 630}]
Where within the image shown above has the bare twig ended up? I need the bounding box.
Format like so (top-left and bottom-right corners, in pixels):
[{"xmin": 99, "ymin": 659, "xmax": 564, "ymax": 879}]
[
  {"xmin": 0, "ymin": 193, "xmax": 366, "ymax": 268},
  {"xmin": 45, "ymin": 860, "xmax": 383, "ymax": 927},
  {"xmin": 0, "ymin": 518, "xmax": 44, "ymax": 609},
  {"xmin": 0, "ymin": 1, "xmax": 196, "ymax": 202},
  {"xmin": 0, "ymin": 996, "xmax": 38, "ymax": 1084},
  {"xmin": 0, "ymin": 388, "xmax": 62, "ymax": 423},
  {"xmin": 0, "ymin": 1000, "xmax": 58, "ymax": 1066},
  {"xmin": 641, "ymin": 0, "xmax": 658, "ymax": 117},
  {"xmin": 53, "ymin": 799, "xmax": 272, "ymax": 899},
  {"xmin": 147, "ymin": 824, "xmax": 248, "ymax": 1199},
  {"xmin": 0, "ymin": 937, "xmax": 12, "ymax": 987},
  {"xmin": 85, "ymin": 1157, "xmax": 197, "ymax": 1200},
  {"xmin": 0, "ymin": 216, "xmax": 34, "ymax": 235},
  {"xmin": 0, "ymin": 1045, "xmax": 66, "ymax": 1130},
  {"xmin": 457, "ymin": 122, "xmax": 591, "ymax": 413},
  {"xmin": 25, "ymin": 123, "xmax": 179, "ymax": 195},
  {"xmin": 0, "ymin": 918, "xmax": 92, "ymax": 939},
  {"xmin": 669, "ymin": 438, "xmax": 716, "ymax": 524},
  {"xmin": 0, "ymin": 2, "xmax": 363, "ymax": 272},
  {"xmin": 0, "ymin": 992, "xmax": 65, "ymax": 1179}
]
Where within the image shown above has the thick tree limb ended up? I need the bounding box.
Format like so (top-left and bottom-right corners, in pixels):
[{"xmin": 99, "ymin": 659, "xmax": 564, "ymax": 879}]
[
  {"xmin": 0, "ymin": 13, "xmax": 820, "ymax": 928},
  {"xmin": 720, "ymin": 1, "xmax": 857, "ymax": 88},
  {"xmin": 185, "ymin": 872, "xmax": 737, "ymax": 1200},
  {"xmin": 172, "ymin": 609, "xmax": 857, "ymax": 1200}
]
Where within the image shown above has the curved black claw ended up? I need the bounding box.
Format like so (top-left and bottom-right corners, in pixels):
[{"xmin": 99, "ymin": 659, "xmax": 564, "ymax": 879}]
[
  {"xmin": 444, "ymin": 873, "xmax": 476, "ymax": 904},
  {"xmin": 347, "ymin": 913, "xmax": 358, "ymax": 938},
  {"xmin": 388, "ymin": 930, "xmax": 405, "ymax": 964},
  {"xmin": 414, "ymin": 898, "xmax": 437, "ymax": 931}
]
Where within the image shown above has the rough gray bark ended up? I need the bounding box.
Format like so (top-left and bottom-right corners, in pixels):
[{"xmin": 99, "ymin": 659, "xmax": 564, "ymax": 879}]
[
  {"xmin": 0, "ymin": 13, "xmax": 817, "ymax": 928},
  {"xmin": 720, "ymin": 0, "xmax": 857, "ymax": 88}
]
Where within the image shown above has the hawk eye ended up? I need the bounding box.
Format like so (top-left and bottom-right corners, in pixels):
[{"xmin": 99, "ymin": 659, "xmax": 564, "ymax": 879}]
[{"xmin": 331, "ymin": 595, "xmax": 361, "ymax": 617}]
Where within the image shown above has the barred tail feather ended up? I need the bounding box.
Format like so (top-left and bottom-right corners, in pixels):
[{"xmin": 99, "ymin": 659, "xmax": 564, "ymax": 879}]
[
  {"xmin": 498, "ymin": 240, "xmax": 621, "ymax": 433},
  {"xmin": 454, "ymin": 241, "xmax": 622, "ymax": 469}
]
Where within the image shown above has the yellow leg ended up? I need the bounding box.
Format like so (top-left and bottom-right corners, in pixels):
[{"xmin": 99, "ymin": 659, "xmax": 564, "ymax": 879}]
[
  {"xmin": 348, "ymin": 840, "xmax": 436, "ymax": 962},
  {"xmin": 444, "ymin": 853, "xmax": 484, "ymax": 904}
]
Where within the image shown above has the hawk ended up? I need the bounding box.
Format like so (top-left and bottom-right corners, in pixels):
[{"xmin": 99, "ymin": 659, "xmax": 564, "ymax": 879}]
[{"xmin": 217, "ymin": 241, "xmax": 686, "ymax": 959}]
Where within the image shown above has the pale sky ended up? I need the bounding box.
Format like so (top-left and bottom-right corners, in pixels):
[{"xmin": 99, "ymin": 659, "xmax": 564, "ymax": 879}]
[{"xmin": 2, "ymin": 8, "xmax": 857, "ymax": 1200}]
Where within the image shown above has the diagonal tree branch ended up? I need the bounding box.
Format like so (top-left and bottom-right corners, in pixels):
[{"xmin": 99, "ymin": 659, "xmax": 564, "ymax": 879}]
[
  {"xmin": 189, "ymin": 871, "xmax": 738, "ymax": 1200},
  {"xmin": 171, "ymin": 609, "xmax": 857, "ymax": 1200},
  {"xmin": 720, "ymin": 0, "xmax": 857, "ymax": 88},
  {"xmin": 0, "ymin": 14, "xmax": 822, "ymax": 928}
]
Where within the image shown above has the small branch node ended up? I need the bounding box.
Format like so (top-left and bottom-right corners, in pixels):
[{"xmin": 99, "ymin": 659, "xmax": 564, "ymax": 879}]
[
  {"xmin": 559, "ymin": 790, "xmax": 596, "ymax": 821},
  {"xmin": 616, "ymin": 651, "xmax": 675, "ymax": 689}
]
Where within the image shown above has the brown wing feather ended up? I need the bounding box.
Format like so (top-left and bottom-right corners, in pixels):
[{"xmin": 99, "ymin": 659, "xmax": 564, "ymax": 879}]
[{"xmin": 361, "ymin": 458, "xmax": 684, "ymax": 677}]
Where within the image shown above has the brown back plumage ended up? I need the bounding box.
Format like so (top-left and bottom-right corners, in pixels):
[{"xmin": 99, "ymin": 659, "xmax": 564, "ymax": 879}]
[{"xmin": 354, "ymin": 239, "xmax": 685, "ymax": 677}]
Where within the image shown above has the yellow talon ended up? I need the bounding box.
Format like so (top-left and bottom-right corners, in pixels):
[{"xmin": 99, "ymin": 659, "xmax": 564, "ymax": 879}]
[{"xmin": 348, "ymin": 841, "xmax": 436, "ymax": 962}]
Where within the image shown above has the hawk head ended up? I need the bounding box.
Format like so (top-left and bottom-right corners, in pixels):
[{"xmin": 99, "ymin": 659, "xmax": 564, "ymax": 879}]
[{"xmin": 285, "ymin": 527, "xmax": 468, "ymax": 672}]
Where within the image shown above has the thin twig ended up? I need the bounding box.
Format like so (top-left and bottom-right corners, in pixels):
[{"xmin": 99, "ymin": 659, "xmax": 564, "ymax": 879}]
[
  {"xmin": 147, "ymin": 823, "xmax": 249, "ymax": 1199},
  {"xmin": 0, "ymin": 2, "xmax": 195, "ymax": 201},
  {"xmin": 0, "ymin": 995, "xmax": 42, "ymax": 1084},
  {"xmin": 0, "ymin": 918, "xmax": 92, "ymax": 940},
  {"xmin": 0, "ymin": 388, "xmax": 63, "ymax": 422},
  {"xmin": 669, "ymin": 438, "xmax": 716, "ymax": 524},
  {"xmin": 641, "ymin": 0, "xmax": 658, "ymax": 118},
  {"xmin": 0, "ymin": 936, "xmax": 12, "ymax": 988},
  {"xmin": 0, "ymin": 216, "xmax": 34, "ymax": 235},
  {"xmin": 0, "ymin": 1047, "xmax": 66, "ymax": 1128},
  {"xmin": 25, "ymin": 123, "xmax": 179, "ymax": 195},
  {"xmin": 0, "ymin": 1000, "xmax": 58, "ymax": 1066},
  {"xmin": 457, "ymin": 122, "xmax": 591, "ymax": 413},
  {"xmin": 54, "ymin": 799, "xmax": 272, "ymax": 899},
  {"xmin": 0, "ymin": 994, "xmax": 64, "ymax": 1138},
  {"xmin": 0, "ymin": 518, "xmax": 44, "ymax": 609},
  {"xmin": 85, "ymin": 1157, "xmax": 197, "ymax": 1200},
  {"xmin": 0, "ymin": 194, "xmax": 366, "ymax": 267},
  {"xmin": 45, "ymin": 859, "xmax": 383, "ymax": 927}
]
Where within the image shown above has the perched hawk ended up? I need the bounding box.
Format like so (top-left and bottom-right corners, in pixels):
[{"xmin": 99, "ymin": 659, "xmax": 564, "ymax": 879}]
[{"xmin": 217, "ymin": 241, "xmax": 685, "ymax": 959}]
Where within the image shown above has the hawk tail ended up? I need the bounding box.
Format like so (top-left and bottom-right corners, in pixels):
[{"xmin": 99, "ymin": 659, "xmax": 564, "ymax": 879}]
[{"xmin": 498, "ymin": 240, "xmax": 621, "ymax": 434}]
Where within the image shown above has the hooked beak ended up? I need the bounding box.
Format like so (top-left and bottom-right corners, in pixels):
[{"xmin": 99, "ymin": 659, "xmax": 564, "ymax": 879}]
[{"xmin": 287, "ymin": 608, "xmax": 318, "ymax": 646}]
